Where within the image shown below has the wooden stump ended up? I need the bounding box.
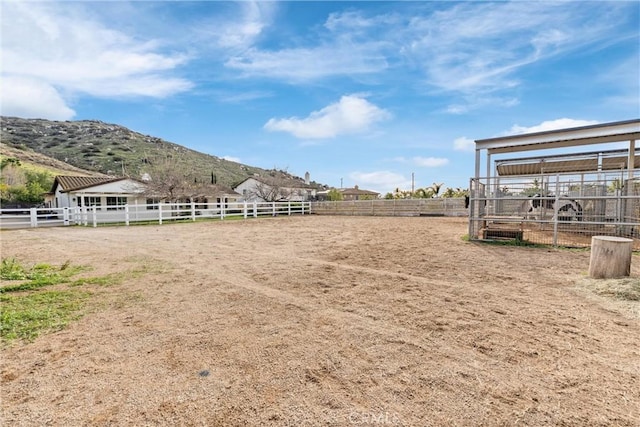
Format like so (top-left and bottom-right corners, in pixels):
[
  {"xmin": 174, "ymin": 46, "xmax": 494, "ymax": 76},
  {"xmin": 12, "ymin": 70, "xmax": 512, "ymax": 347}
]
[{"xmin": 588, "ymin": 236, "xmax": 633, "ymax": 279}]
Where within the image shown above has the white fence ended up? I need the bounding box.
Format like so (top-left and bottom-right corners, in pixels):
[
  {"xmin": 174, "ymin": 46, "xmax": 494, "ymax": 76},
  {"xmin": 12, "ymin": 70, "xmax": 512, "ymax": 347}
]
[{"xmin": 0, "ymin": 201, "xmax": 310, "ymax": 229}]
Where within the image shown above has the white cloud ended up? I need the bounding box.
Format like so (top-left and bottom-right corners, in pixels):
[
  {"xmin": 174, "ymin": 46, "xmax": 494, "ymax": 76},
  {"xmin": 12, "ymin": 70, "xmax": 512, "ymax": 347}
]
[
  {"xmin": 225, "ymin": 43, "xmax": 388, "ymax": 81},
  {"xmin": 226, "ymin": 2, "xmax": 633, "ymax": 107},
  {"xmin": 225, "ymin": 7, "xmax": 390, "ymax": 81},
  {"xmin": 453, "ymin": 137, "xmax": 475, "ymax": 152},
  {"xmin": 197, "ymin": 1, "xmax": 275, "ymax": 51},
  {"xmin": 348, "ymin": 170, "xmax": 410, "ymax": 195},
  {"xmin": 217, "ymin": 2, "xmax": 269, "ymax": 49},
  {"xmin": 508, "ymin": 118, "xmax": 599, "ymax": 135},
  {"xmin": 406, "ymin": 2, "xmax": 629, "ymax": 96},
  {"xmin": 0, "ymin": 76, "xmax": 75, "ymax": 120},
  {"xmin": 412, "ymin": 157, "xmax": 449, "ymax": 167},
  {"xmin": 264, "ymin": 95, "xmax": 391, "ymax": 139},
  {"xmin": 1, "ymin": 2, "xmax": 193, "ymax": 119},
  {"xmin": 217, "ymin": 90, "xmax": 273, "ymax": 104},
  {"xmin": 222, "ymin": 155, "xmax": 241, "ymax": 163}
]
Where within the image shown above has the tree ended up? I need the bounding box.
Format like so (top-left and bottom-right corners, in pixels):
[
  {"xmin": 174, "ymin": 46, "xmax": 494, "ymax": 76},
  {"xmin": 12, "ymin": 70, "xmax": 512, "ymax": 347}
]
[
  {"xmin": 441, "ymin": 187, "xmax": 469, "ymax": 198},
  {"xmin": 608, "ymin": 178, "xmax": 623, "ymax": 194},
  {"xmin": 522, "ymin": 178, "xmax": 545, "ymax": 196},
  {"xmin": 327, "ymin": 188, "xmax": 343, "ymax": 201},
  {"xmin": 413, "ymin": 188, "xmax": 435, "ymax": 198},
  {"xmin": 0, "ymin": 159, "xmax": 53, "ymax": 205},
  {"xmin": 139, "ymin": 157, "xmax": 201, "ymax": 201},
  {"xmin": 250, "ymin": 178, "xmax": 293, "ymax": 202},
  {"xmin": 429, "ymin": 182, "xmax": 444, "ymax": 197}
]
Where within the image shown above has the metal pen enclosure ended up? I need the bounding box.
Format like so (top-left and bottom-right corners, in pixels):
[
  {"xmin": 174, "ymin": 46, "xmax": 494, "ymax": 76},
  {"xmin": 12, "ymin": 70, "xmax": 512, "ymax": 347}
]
[{"xmin": 469, "ymin": 120, "xmax": 640, "ymax": 249}]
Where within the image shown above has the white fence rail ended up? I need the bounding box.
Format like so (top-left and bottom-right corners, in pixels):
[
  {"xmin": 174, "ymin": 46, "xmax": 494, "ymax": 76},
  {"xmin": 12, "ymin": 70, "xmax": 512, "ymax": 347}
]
[{"xmin": 0, "ymin": 201, "xmax": 310, "ymax": 229}]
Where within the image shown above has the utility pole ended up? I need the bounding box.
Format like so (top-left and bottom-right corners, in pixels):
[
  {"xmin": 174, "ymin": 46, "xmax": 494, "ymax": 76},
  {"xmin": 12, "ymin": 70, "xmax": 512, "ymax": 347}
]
[
  {"xmin": 411, "ymin": 172, "xmax": 415, "ymax": 197},
  {"xmin": 340, "ymin": 177, "xmax": 343, "ymax": 189}
]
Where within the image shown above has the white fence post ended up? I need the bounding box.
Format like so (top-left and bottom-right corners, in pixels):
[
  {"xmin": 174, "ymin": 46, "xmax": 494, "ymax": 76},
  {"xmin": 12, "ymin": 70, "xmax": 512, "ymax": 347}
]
[
  {"xmin": 30, "ymin": 208, "xmax": 38, "ymax": 228},
  {"xmin": 244, "ymin": 201, "xmax": 248, "ymax": 219},
  {"xmin": 92, "ymin": 206, "xmax": 97, "ymax": 228},
  {"xmin": 125, "ymin": 205, "xmax": 130, "ymax": 226},
  {"xmin": 272, "ymin": 202, "xmax": 276, "ymax": 216},
  {"xmin": 63, "ymin": 207, "xmax": 70, "ymax": 226},
  {"xmin": 253, "ymin": 202, "xmax": 257, "ymax": 218},
  {"xmin": 288, "ymin": 201, "xmax": 291, "ymax": 216},
  {"xmin": 191, "ymin": 201, "xmax": 196, "ymax": 222},
  {"xmin": 221, "ymin": 201, "xmax": 225, "ymax": 220},
  {"xmin": 158, "ymin": 203, "xmax": 163, "ymax": 225}
]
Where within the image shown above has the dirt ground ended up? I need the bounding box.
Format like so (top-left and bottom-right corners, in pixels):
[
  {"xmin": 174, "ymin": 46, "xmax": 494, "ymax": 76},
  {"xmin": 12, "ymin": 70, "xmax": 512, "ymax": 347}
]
[{"xmin": 1, "ymin": 216, "xmax": 639, "ymax": 426}]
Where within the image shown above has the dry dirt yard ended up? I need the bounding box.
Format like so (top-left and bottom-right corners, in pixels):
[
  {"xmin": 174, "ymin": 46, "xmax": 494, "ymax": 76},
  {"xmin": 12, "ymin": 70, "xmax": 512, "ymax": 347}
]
[{"xmin": 1, "ymin": 216, "xmax": 639, "ymax": 426}]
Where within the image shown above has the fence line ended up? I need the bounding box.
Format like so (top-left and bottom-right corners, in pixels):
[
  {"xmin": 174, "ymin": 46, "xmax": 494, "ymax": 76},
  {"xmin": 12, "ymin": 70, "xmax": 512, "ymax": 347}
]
[
  {"xmin": 310, "ymin": 198, "xmax": 468, "ymax": 217},
  {"xmin": 0, "ymin": 201, "xmax": 310, "ymax": 229}
]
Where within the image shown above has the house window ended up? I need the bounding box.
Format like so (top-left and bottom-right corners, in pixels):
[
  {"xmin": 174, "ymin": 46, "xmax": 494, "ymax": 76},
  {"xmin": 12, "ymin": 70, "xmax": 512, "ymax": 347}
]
[
  {"xmin": 83, "ymin": 196, "xmax": 101, "ymax": 207},
  {"xmin": 146, "ymin": 198, "xmax": 160, "ymax": 210},
  {"xmin": 106, "ymin": 196, "xmax": 127, "ymax": 210}
]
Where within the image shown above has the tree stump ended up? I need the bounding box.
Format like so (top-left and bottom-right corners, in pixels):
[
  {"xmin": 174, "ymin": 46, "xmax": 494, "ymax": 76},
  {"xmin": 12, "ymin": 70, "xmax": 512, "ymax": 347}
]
[{"xmin": 588, "ymin": 236, "xmax": 633, "ymax": 279}]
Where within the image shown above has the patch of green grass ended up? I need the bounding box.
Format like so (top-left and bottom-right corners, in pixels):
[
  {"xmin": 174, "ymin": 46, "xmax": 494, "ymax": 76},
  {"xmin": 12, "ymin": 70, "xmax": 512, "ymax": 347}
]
[
  {"xmin": 0, "ymin": 290, "xmax": 91, "ymax": 342},
  {"xmin": 0, "ymin": 258, "xmax": 85, "ymax": 294},
  {"xmin": 70, "ymin": 273, "xmax": 125, "ymax": 287},
  {"xmin": 1, "ymin": 276, "xmax": 67, "ymax": 293},
  {"xmin": 1, "ymin": 258, "xmax": 27, "ymax": 280},
  {"xmin": 0, "ymin": 258, "xmax": 143, "ymax": 345},
  {"xmin": 476, "ymin": 238, "xmax": 548, "ymax": 248}
]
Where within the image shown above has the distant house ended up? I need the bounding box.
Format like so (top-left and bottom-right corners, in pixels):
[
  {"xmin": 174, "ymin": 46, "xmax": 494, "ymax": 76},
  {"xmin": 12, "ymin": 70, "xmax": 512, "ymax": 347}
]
[
  {"xmin": 48, "ymin": 176, "xmax": 147, "ymax": 210},
  {"xmin": 339, "ymin": 185, "xmax": 379, "ymax": 201},
  {"xmin": 192, "ymin": 184, "xmax": 242, "ymax": 206},
  {"xmin": 234, "ymin": 174, "xmax": 317, "ymax": 202}
]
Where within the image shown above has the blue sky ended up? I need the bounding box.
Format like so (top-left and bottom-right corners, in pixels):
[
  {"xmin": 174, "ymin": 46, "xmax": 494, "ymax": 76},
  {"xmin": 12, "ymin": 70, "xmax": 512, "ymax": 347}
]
[{"xmin": 2, "ymin": 1, "xmax": 639, "ymax": 194}]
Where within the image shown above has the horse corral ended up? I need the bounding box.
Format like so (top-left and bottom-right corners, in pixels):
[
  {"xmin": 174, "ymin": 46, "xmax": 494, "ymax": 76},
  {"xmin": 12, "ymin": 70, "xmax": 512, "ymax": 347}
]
[
  {"xmin": 469, "ymin": 120, "xmax": 640, "ymax": 249},
  {"xmin": 1, "ymin": 216, "xmax": 639, "ymax": 426}
]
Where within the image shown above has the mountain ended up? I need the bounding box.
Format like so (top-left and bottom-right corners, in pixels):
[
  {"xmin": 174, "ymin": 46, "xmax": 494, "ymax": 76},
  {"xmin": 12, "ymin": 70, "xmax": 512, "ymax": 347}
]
[
  {"xmin": 0, "ymin": 141, "xmax": 107, "ymax": 178},
  {"xmin": 0, "ymin": 116, "xmax": 320, "ymax": 188}
]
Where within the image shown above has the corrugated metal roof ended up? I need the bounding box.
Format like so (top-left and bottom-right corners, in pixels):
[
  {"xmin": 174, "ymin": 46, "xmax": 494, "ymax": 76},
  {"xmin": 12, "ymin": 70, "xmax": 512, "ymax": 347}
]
[
  {"xmin": 497, "ymin": 159, "xmax": 598, "ymax": 176},
  {"xmin": 496, "ymin": 156, "xmax": 640, "ymax": 176},
  {"xmin": 602, "ymin": 156, "xmax": 640, "ymax": 169},
  {"xmin": 53, "ymin": 176, "xmax": 125, "ymax": 193}
]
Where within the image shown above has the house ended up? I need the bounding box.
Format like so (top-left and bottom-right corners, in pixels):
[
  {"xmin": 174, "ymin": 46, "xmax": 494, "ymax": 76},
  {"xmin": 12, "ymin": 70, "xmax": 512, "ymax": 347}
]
[
  {"xmin": 339, "ymin": 185, "xmax": 379, "ymax": 201},
  {"xmin": 191, "ymin": 184, "xmax": 242, "ymax": 206},
  {"xmin": 48, "ymin": 176, "xmax": 147, "ymax": 210},
  {"xmin": 234, "ymin": 173, "xmax": 317, "ymax": 202}
]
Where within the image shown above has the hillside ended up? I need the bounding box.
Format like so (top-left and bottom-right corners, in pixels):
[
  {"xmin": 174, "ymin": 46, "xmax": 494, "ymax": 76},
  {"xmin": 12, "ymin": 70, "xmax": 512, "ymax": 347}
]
[
  {"xmin": 0, "ymin": 116, "xmax": 317, "ymax": 188},
  {"xmin": 0, "ymin": 143, "xmax": 106, "ymax": 177}
]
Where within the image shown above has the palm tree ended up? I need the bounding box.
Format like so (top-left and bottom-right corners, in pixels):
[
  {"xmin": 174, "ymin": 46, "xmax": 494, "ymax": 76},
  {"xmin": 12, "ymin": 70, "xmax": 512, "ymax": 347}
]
[{"xmin": 429, "ymin": 182, "xmax": 444, "ymax": 197}]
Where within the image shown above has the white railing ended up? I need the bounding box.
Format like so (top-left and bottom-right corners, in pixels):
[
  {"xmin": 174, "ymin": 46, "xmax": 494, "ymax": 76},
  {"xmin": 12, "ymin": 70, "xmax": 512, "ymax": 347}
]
[{"xmin": 0, "ymin": 201, "xmax": 310, "ymax": 229}]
